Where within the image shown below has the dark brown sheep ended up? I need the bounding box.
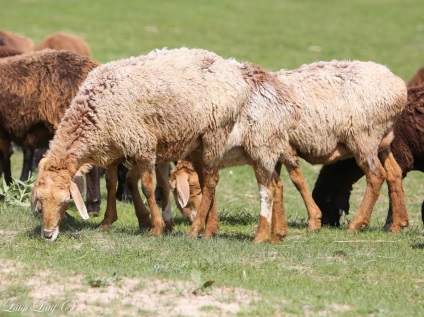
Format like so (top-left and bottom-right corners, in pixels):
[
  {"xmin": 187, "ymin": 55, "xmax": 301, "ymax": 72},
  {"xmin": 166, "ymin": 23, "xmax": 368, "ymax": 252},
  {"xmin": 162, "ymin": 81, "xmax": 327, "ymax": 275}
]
[
  {"xmin": 0, "ymin": 50, "xmax": 100, "ymax": 211},
  {"xmin": 313, "ymin": 84, "xmax": 424, "ymax": 227}
]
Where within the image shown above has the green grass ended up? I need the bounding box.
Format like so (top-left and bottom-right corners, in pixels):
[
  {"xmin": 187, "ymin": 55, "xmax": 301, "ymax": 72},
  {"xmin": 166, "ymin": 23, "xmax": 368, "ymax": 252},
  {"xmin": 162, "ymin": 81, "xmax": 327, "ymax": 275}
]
[{"xmin": 1, "ymin": 0, "xmax": 424, "ymax": 316}]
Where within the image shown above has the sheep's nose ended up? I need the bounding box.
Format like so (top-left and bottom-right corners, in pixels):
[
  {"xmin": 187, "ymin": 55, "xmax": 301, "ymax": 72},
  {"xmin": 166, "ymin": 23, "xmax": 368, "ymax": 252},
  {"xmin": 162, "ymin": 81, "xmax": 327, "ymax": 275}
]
[{"xmin": 43, "ymin": 229, "xmax": 54, "ymax": 239}]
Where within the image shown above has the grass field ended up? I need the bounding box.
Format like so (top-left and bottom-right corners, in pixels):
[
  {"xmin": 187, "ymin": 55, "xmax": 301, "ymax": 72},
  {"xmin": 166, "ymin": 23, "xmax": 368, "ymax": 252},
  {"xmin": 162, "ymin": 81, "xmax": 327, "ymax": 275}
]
[{"xmin": 0, "ymin": 0, "xmax": 423, "ymax": 316}]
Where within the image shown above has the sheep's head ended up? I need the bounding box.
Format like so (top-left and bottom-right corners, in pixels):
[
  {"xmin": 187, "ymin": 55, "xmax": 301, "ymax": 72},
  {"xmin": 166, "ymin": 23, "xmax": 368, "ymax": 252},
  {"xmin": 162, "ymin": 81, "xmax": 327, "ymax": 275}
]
[
  {"xmin": 31, "ymin": 158, "xmax": 89, "ymax": 241},
  {"xmin": 169, "ymin": 161, "xmax": 202, "ymax": 223}
]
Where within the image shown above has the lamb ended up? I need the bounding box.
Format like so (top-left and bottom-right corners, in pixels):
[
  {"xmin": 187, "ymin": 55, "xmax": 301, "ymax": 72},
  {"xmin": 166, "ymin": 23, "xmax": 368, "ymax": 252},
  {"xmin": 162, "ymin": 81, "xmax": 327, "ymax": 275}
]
[
  {"xmin": 36, "ymin": 32, "xmax": 91, "ymax": 57},
  {"xmin": 173, "ymin": 60, "xmax": 408, "ymax": 238},
  {"xmin": 0, "ymin": 50, "xmax": 99, "ymax": 211},
  {"xmin": 31, "ymin": 48, "xmax": 298, "ymax": 242},
  {"xmin": 0, "ymin": 30, "xmax": 34, "ymax": 52},
  {"xmin": 313, "ymin": 84, "xmax": 424, "ymax": 228}
]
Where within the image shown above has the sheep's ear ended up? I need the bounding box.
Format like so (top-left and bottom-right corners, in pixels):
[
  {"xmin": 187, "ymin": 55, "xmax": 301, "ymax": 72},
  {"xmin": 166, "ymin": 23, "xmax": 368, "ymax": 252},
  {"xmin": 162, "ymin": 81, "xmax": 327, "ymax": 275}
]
[
  {"xmin": 72, "ymin": 170, "xmax": 85, "ymax": 197},
  {"xmin": 175, "ymin": 172, "xmax": 190, "ymax": 208},
  {"xmin": 30, "ymin": 189, "xmax": 40, "ymax": 215},
  {"xmin": 70, "ymin": 181, "xmax": 89, "ymax": 220}
]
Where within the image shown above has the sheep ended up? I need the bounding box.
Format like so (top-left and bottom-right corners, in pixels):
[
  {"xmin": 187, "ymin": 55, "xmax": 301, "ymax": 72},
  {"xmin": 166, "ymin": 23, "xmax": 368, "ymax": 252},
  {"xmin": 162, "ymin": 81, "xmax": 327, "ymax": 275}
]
[
  {"xmin": 31, "ymin": 48, "xmax": 297, "ymax": 241},
  {"xmin": 313, "ymin": 84, "xmax": 424, "ymax": 228},
  {"xmin": 172, "ymin": 60, "xmax": 408, "ymax": 239},
  {"xmin": 0, "ymin": 49, "xmax": 99, "ymax": 211},
  {"xmin": 36, "ymin": 32, "xmax": 91, "ymax": 57},
  {"xmin": 27, "ymin": 32, "xmax": 93, "ymax": 178},
  {"xmin": 0, "ymin": 30, "xmax": 34, "ymax": 52}
]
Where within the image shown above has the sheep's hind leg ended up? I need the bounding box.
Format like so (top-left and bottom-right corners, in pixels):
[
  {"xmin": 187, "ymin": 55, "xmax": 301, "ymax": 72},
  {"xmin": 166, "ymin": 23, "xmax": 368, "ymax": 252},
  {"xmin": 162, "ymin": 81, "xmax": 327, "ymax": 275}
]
[
  {"xmin": 126, "ymin": 166, "xmax": 151, "ymax": 230},
  {"xmin": 99, "ymin": 163, "xmax": 119, "ymax": 230},
  {"xmin": 251, "ymin": 163, "xmax": 275, "ymax": 244},
  {"xmin": 348, "ymin": 156, "xmax": 386, "ymax": 232},
  {"xmin": 286, "ymin": 163, "xmax": 322, "ymax": 232},
  {"xmin": 379, "ymin": 149, "xmax": 408, "ymax": 232}
]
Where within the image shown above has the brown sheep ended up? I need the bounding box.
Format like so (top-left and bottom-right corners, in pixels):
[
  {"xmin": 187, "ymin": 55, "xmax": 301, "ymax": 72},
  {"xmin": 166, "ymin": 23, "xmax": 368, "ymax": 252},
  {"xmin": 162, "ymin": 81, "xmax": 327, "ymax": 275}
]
[
  {"xmin": 0, "ymin": 30, "xmax": 34, "ymax": 52},
  {"xmin": 36, "ymin": 32, "xmax": 91, "ymax": 57},
  {"xmin": 0, "ymin": 50, "xmax": 98, "ymax": 185}
]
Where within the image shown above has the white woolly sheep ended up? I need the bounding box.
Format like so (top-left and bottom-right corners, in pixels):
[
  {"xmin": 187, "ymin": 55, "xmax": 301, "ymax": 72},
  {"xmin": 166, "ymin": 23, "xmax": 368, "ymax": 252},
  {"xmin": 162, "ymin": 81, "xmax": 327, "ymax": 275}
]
[
  {"xmin": 174, "ymin": 60, "xmax": 408, "ymax": 241},
  {"xmin": 31, "ymin": 48, "xmax": 300, "ymax": 242},
  {"xmin": 30, "ymin": 48, "xmax": 286, "ymax": 241}
]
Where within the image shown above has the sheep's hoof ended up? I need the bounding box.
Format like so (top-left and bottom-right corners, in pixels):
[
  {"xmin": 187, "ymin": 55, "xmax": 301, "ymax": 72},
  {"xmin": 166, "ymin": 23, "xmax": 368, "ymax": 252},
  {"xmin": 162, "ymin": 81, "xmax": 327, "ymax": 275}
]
[
  {"xmin": 164, "ymin": 219, "xmax": 175, "ymax": 233},
  {"xmin": 252, "ymin": 235, "xmax": 270, "ymax": 244},
  {"xmin": 270, "ymin": 232, "xmax": 286, "ymax": 244},
  {"xmin": 187, "ymin": 226, "xmax": 202, "ymax": 238},
  {"xmin": 98, "ymin": 223, "xmax": 111, "ymax": 231},
  {"xmin": 347, "ymin": 221, "xmax": 366, "ymax": 233},
  {"xmin": 148, "ymin": 227, "xmax": 163, "ymax": 237},
  {"xmin": 306, "ymin": 226, "xmax": 321, "ymax": 233},
  {"xmin": 389, "ymin": 221, "xmax": 408, "ymax": 233},
  {"xmin": 203, "ymin": 229, "xmax": 217, "ymax": 239}
]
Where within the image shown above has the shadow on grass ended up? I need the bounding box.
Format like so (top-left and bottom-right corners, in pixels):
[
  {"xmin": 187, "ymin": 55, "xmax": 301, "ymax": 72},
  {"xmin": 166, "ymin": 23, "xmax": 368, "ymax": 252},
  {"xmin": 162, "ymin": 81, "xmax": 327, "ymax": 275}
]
[
  {"xmin": 219, "ymin": 209, "xmax": 258, "ymax": 226},
  {"xmin": 411, "ymin": 243, "xmax": 424, "ymax": 249}
]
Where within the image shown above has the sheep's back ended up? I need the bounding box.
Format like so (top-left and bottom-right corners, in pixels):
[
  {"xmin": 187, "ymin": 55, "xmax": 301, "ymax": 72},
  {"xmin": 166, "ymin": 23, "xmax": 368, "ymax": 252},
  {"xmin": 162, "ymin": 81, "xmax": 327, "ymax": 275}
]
[
  {"xmin": 54, "ymin": 48, "xmax": 251, "ymax": 165},
  {"xmin": 0, "ymin": 50, "xmax": 97, "ymax": 141},
  {"xmin": 276, "ymin": 60, "xmax": 407, "ymax": 157}
]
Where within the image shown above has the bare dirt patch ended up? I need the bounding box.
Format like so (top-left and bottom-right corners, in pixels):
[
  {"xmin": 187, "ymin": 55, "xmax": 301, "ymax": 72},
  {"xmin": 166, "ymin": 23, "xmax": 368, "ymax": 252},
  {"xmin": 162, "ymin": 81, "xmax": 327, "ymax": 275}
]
[{"xmin": 0, "ymin": 260, "xmax": 261, "ymax": 316}]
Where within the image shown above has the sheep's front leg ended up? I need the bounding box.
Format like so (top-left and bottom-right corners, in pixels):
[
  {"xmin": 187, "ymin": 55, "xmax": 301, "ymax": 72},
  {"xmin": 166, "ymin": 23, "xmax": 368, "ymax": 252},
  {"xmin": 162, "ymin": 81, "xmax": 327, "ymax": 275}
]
[
  {"xmin": 156, "ymin": 163, "xmax": 174, "ymax": 233},
  {"xmin": 286, "ymin": 164, "xmax": 322, "ymax": 232},
  {"xmin": 139, "ymin": 164, "xmax": 164, "ymax": 237},
  {"xmin": 378, "ymin": 149, "xmax": 408, "ymax": 232},
  {"xmin": 348, "ymin": 156, "xmax": 386, "ymax": 232},
  {"xmin": 99, "ymin": 163, "xmax": 119, "ymax": 230},
  {"xmin": 188, "ymin": 168, "xmax": 219, "ymax": 238},
  {"xmin": 203, "ymin": 195, "xmax": 219, "ymax": 238},
  {"xmin": 126, "ymin": 166, "xmax": 151, "ymax": 230}
]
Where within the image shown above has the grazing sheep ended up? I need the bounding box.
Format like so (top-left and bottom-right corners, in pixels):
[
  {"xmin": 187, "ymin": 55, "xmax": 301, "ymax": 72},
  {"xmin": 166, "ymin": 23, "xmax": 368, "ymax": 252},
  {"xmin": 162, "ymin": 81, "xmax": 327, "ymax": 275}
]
[
  {"xmin": 0, "ymin": 30, "xmax": 34, "ymax": 52},
  {"xmin": 36, "ymin": 32, "xmax": 91, "ymax": 57},
  {"xmin": 0, "ymin": 50, "xmax": 99, "ymax": 210},
  {"xmin": 30, "ymin": 48, "xmax": 272, "ymax": 241},
  {"xmin": 313, "ymin": 84, "xmax": 424, "ymax": 228},
  {"xmin": 173, "ymin": 60, "xmax": 408, "ymax": 238}
]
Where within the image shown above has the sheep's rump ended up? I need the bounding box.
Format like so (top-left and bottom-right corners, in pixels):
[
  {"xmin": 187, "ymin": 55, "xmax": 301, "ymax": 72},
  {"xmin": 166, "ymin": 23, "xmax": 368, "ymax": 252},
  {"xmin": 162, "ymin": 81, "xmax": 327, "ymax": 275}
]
[
  {"xmin": 0, "ymin": 50, "xmax": 98, "ymax": 143},
  {"xmin": 275, "ymin": 60, "xmax": 407, "ymax": 159},
  {"xmin": 52, "ymin": 48, "xmax": 251, "ymax": 167}
]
